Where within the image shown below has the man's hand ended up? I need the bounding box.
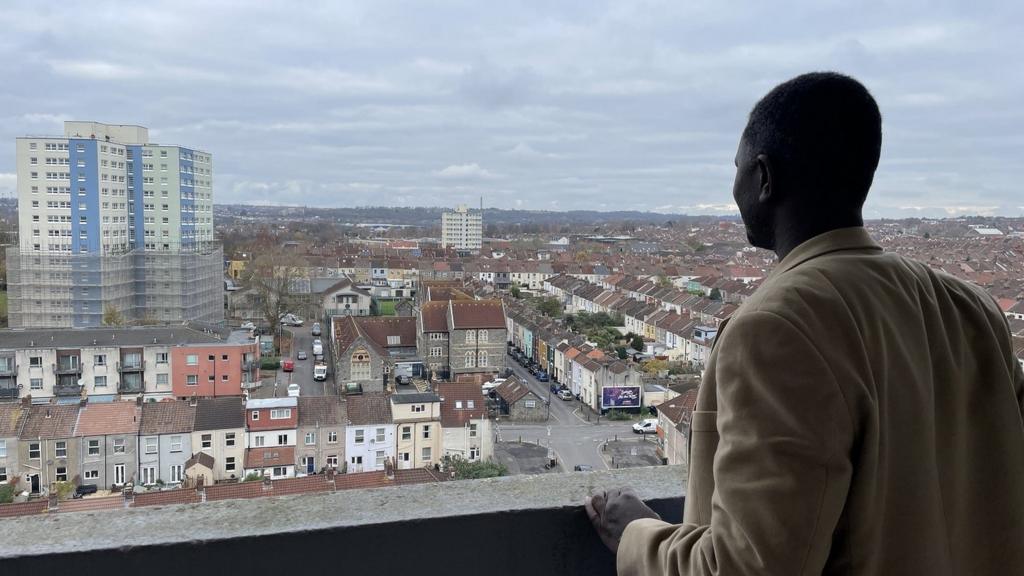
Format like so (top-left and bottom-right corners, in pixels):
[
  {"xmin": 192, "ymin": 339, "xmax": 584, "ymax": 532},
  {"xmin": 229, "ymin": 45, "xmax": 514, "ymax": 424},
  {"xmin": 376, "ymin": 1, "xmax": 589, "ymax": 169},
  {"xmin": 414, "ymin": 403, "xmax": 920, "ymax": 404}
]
[{"xmin": 585, "ymin": 487, "xmax": 661, "ymax": 554}]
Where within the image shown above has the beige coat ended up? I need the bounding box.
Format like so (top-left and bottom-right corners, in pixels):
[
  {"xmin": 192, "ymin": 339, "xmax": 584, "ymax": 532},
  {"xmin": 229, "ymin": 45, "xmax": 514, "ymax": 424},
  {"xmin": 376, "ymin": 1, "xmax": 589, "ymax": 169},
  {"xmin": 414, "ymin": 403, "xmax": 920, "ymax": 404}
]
[{"xmin": 619, "ymin": 227, "xmax": 1024, "ymax": 575}]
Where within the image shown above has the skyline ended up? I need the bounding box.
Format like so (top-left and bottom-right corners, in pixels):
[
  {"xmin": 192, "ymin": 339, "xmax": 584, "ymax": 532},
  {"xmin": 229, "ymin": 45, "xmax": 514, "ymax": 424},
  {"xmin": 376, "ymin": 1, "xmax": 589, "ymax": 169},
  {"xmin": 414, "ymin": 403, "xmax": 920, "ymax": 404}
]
[{"xmin": 1, "ymin": 1, "xmax": 1022, "ymax": 218}]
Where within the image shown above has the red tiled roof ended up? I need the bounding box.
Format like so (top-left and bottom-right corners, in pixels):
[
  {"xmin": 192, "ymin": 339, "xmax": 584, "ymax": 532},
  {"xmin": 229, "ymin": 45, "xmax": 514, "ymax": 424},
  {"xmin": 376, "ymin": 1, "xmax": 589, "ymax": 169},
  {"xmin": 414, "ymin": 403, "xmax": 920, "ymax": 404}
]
[
  {"xmin": 56, "ymin": 495, "xmax": 125, "ymax": 514},
  {"xmin": 449, "ymin": 300, "xmax": 505, "ymax": 329},
  {"xmin": 436, "ymin": 383, "xmax": 488, "ymax": 428},
  {"xmin": 140, "ymin": 400, "xmax": 195, "ymax": 435},
  {"xmin": 346, "ymin": 392, "xmax": 393, "ymax": 425},
  {"xmin": 134, "ymin": 489, "xmax": 201, "ymax": 508},
  {"xmin": 420, "ymin": 301, "xmax": 449, "ymax": 332},
  {"xmin": 20, "ymin": 405, "xmax": 80, "ymax": 440},
  {"xmin": 244, "ymin": 446, "xmax": 296, "ymax": 468},
  {"xmin": 75, "ymin": 401, "xmax": 141, "ymax": 437},
  {"xmin": 0, "ymin": 403, "xmax": 28, "ymax": 437}
]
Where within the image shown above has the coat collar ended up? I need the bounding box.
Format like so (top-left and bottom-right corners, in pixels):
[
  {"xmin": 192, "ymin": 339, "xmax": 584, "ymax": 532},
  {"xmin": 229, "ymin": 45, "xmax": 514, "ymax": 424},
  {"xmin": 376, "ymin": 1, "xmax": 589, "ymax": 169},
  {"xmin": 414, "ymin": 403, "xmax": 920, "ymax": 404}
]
[{"xmin": 768, "ymin": 226, "xmax": 882, "ymax": 281}]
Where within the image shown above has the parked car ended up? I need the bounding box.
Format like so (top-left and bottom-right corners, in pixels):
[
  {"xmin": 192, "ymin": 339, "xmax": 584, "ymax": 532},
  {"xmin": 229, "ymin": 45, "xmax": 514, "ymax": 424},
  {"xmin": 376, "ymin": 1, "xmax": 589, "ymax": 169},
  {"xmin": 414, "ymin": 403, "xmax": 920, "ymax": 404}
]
[
  {"xmin": 312, "ymin": 339, "xmax": 323, "ymax": 356},
  {"xmin": 73, "ymin": 484, "xmax": 98, "ymax": 499},
  {"xmin": 297, "ymin": 351, "xmax": 308, "ymax": 361},
  {"xmin": 281, "ymin": 358, "xmax": 295, "ymax": 372},
  {"xmin": 311, "ymin": 322, "xmax": 322, "ymax": 337},
  {"xmin": 536, "ymin": 371, "xmax": 549, "ymax": 382},
  {"xmin": 633, "ymin": 418, "xmax": 658, "ymax": 434},
  {"xmin": 395, "ymin": 375, "xmax": 412, "ymax": 386},
  {"xmin": 287, "ymin": 383, "xmax": 301, "ymax": 397},
  {"xmin": 550, "ymin": 383, "xmax": 560, "ymax": 393},
  {"xmin": 573, "ymin": 464, "xmax": 594, "ymax": 472},
  {"xmin": 557, "ymin": 389, "xmax": 574, "ymax": 401},
  {"xmin": 241, "ymin": 321, "xmax": 256, "ymax": 330}
]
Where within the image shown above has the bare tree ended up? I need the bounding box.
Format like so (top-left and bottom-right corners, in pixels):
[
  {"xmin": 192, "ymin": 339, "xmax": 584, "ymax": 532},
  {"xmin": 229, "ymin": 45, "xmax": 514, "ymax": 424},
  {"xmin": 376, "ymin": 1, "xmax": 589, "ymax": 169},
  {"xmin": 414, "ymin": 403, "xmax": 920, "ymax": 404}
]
[
  {"xmin": 103, "ymin": 304, "xmax": 125, "ymax": 326},
  {"xmin": 245, "ymin": 248, "xmax": 308, "ymax": 354}
]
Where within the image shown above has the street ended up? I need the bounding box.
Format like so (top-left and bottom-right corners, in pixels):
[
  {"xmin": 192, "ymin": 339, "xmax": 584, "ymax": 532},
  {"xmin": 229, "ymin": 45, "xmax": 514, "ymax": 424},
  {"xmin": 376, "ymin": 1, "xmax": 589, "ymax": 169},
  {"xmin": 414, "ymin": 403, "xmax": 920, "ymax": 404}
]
[
  {"xmin": 251, "ymin": 322, "xmax": 337, "ymax": 399},
  {"xmin": 496, "ymin": 356, "xmax": 641, "ymax": 470}
]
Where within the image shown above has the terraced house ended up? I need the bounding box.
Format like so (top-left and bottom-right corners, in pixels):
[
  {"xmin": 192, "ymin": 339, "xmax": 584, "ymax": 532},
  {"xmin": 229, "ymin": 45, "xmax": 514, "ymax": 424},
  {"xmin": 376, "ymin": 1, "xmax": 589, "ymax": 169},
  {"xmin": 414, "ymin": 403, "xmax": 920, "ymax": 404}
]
[
  {"xmin": 74, "ymin": 399, "xmax": 142, "ymax": 488},
  {"xmin": 17, "ymin": 403, "xmax": 80, "ymax": 494}
]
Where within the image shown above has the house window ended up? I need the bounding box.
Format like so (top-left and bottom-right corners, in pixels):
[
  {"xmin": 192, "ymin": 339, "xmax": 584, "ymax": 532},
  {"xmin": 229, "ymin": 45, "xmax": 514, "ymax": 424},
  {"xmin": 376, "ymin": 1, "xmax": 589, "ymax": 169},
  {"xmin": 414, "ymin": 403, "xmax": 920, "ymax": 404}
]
[
  {"xmin": 142, "ymin": 467, "xmax": 156, "ymax": 485},
  {"xmin": 351, "ymin": 456, "xmax": 363, "ymax": 465},
  {"xmin": 156, "ymin": 373, "xmax": 169, "ymax": 386},
  {"xmin": 272, "ymin": 466, "xmax": 287, "ymax": 478},
  {"xmin": 430, "ymin": 347, "xmax": 442, "ymax": 357},
  {"xmin": 327, "ymin": 431, "xmax": 338, "ymax": 444},
  {"xmin": 277, "ymin": 434, "xmax": 288, "ymax": 445},
  {"xmin": 170, "ymin": 436, "xmax": 182, "ymax": 453},
  {"xmin": 113, "ymin": 438, "xmax": 125, "ymax": 453},
  {"xmin": 186, "ymin": 375, "xmax": 198, "ymax": 386},
  {"xmin": 55, "ymin": 441, "xmax": 67, "ymax": 458},
  {"xmin": 186, "ymin": 355, "xmax": 198, "ymax": 366},
  {"xmin": 225, "ymin": 433, "xmax": 236, "ymax": 447},
  {"xmin": 478, "ymin": 351, "xmax": 488, "ymax": 367},
  {"xmin": 305, "ymin": 432, "xmax": 315, "ymax": 445},
  {"xmin": 478, "ymin": 330, "xmax": 488, "ymax": 342},
  {"xmin": 350, "ymin": 350, "xmax": 371, "ymax": 380},
  {"xmin": 226, "ymin": 457, "xmax": 236, "ymax": 472},
  {"xmin": 373, "ymin": 428, "xmax": 384, "ymax": 443},
  {"xmin": 466, "ymin": 331, "xmax": 476, "ymax": 344},
  {"xmin": 56, "ymin": 467, "xmax": 68, "ymax": 482},
  {"xmin": 0, "ymin": 467, "xmax": 5, "ymax": 483},
  {"xmin": 422, "ymin": 425, "xmax": 431, "ymax": 440},
  {"xmin": 202, "ymin": 434, "xmax": 212, "ymax": 449},
  {"xmin": 327, "ymin": 455, "xmax": 338, "ymax": 468},
  {"xmin": 169, "ymin": 465, "xmax": 183, "ymax": 483},
  {"xmin": 402, "ymin": 426, "xmax": 411, "ymax": 440},
  {"xmin": 421, "ymin": 447, "xmax": 432, "ymax": 462},
  {"xmin": 467, "ymin": 400, "xmax": 475, "ymax": 409},
  {"xmin": 29, "ymin": 356, "xmax": 42, "ymax": 368},
  {"xmin": 156, "ymin": 353, "xmax": 168, "ymax": 364},
  {"xmin": 94, "ymin": 375, "xmax": 107, "ymax": 388},
  {"xmin": 29, "ymin": 443, "xmax": 40, "ymax": 459},
  {"xmin": 251, "ymin": 411, "xmax": 259, "ymax": 420},
  {"xmin": 0, "ymin": 440, "xmax": 5, "ymax": 458},
  {"xmin": 525, "ymin": 400, "xmax": 537, "ymax": 409},
  {"xmin": 470, "ymin": 447, "xmax": 479, "ymax": 460},
  {"xmin": 146, "ymin": 437, "xmax": 158, "ymax": 454},
  {"xmin": 254, "ymin": 436, "xmax": 265, "ymax": 447},
  {"xmin": 84, "ymin": 469, "xmax": 99, "ymax": 480},
  {"xmin": 355, "ymin": 430, "xmax": 364, "ymax": 444},
  {"xmin": 94, "ymin": 354, "xmax": 106, "ymax": 366},
  {"xmin": 465, "ymin": 351, "xmax": 475, "ymax": 368},
  {"xmin": 375, "ymin": 450, "xmax": 386, "ymax": 468},
  {"xmin": 470, "ymin": 423, "xmax": 478, "ymax": 438},
  {"xmin": 30, "ymin": 378, "xmax": 42, "ymax": 390},
  {"xmin": 270, "ymin": 408, "xmax": 291, "ymax": 420},
  {"xmin": 88, "ymin": 439, "xmax": 100, "ymax": 456}
]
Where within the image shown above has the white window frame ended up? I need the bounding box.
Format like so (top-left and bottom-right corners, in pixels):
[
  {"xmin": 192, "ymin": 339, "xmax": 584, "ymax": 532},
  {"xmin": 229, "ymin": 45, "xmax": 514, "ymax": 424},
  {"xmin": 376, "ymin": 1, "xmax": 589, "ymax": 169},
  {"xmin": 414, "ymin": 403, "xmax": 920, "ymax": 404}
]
[
  {"xmin": 270, "ymin": 408, "xmax": 292, "ymax": 420},
  {"xmin": 201, "ymin": 434, "xmax": 212, "ymax": 449},
  {"xmin": 327, "ymin": 431, "xmax": 338, "ymax": 444},
  {"xmin": 305, "ymin": 432, "xmax": 316, "ymax": 445},
  {"xmin": 145, "ymin": 437, "xmax": 158, "ymax": 454},
  {"xmin": 169, "ymin": 436, "xmax": 182, "ymax": 453},
  {"xmin": 113, "ymin": 438, "xmax": 125, "ymax": 454},
  {"xmin": 355, "ymin": 429, "xmax": 364, "ymax": 444}
]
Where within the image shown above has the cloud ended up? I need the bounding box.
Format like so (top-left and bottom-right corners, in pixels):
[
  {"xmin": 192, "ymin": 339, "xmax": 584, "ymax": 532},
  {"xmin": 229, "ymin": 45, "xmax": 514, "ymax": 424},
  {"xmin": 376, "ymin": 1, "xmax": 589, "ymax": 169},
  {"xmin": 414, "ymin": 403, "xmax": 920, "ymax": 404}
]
[
  {"xmin": 47, "ymin": 59, "xmax": 142, "ymax": 80},
  {"xmin": 432, "ymin": 163, "xmax": 500, "ymax": 180},
  {"xmin": 0, "ymin": 172, "xmax": 16, "ymax": 198}
]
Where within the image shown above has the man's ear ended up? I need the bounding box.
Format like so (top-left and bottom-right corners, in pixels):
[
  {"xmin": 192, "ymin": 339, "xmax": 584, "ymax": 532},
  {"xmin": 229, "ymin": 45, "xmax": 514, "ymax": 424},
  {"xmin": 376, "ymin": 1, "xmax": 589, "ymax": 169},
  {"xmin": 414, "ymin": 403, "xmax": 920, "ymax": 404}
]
[{"xmin": 756, "ymin": 153, "xmax": 773, "ymax": 204}]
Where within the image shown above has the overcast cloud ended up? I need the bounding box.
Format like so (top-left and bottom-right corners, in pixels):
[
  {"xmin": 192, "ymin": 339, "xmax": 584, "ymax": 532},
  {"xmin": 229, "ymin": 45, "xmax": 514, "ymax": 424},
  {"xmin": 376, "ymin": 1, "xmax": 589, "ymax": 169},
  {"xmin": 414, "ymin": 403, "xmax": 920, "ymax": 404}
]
[{"xmin": 0, "ymin": 1, "xmax": 1021, "ymax": 217}]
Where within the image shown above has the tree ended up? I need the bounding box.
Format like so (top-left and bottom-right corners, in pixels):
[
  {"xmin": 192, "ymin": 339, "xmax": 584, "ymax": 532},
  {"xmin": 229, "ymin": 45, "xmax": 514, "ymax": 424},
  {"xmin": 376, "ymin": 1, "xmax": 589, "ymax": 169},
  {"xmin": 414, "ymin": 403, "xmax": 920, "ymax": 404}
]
[
  {"xmin": 535, "ymin": 296, "xmax": 563, "ymax": 318},
  {"xmin": 0, "ymin": 482, "xmax": 15, "ymax": 504},
  {"xmin": 709, "ymin": 287, "xmax": 722, "ymax": 301},
  {"xmin": 643, "ymin": 359, "xmax": 669, "ymax": 375},
  {"xmin": 442, "ymin": 455, "xmax": 508, "ymax": 480},
  {"xmin": 246, "ymin": 248, "xmax": 308, "ymax": 353},
  {"xmin": 615, "ymin": 346, "xmax": 628, "ymax": 360},
  {"xmin": 630, "ymin": 335, "xmax": 645, "ymax": 352},
  {"xmin": 510, "ymin": 284, "xmax": 521, "ymax": 299},
  {"xmin": 102, "ymin": 305, "xmax": 125, "ymax": 326}
]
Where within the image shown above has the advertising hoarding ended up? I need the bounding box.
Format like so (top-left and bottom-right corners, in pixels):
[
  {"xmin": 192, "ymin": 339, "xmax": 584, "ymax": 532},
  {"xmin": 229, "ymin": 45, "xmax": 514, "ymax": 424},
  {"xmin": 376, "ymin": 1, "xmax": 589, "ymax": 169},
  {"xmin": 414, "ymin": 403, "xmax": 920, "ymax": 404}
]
[{"xmin": 601, "ymin": 385, "xmax": 642, "ymax": 409}]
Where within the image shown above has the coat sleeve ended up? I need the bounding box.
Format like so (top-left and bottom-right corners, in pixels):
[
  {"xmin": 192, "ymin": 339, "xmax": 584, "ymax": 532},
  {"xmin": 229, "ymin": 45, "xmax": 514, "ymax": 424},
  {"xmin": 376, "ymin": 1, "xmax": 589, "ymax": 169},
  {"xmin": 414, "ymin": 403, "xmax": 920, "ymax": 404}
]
[{"xmin": 617, "ymin": 311, "xmax": 854, "ymax": 576}]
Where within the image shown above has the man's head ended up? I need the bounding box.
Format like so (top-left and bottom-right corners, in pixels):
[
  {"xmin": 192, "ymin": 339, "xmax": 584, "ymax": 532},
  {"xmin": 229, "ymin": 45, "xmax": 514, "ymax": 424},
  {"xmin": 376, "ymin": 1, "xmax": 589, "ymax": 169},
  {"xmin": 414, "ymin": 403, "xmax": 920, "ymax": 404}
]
[{"xmin": 733, "ymin": 72, "xmax": 882, "ymax": 251}]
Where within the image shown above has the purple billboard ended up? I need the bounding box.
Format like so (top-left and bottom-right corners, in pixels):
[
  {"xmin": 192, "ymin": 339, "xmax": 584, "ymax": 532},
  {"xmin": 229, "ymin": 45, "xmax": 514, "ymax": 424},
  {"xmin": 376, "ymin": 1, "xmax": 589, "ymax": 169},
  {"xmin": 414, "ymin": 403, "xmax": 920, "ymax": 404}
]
[{"xmin": 601, "ymin": 385, "xmax": 641, "ymax": 409}]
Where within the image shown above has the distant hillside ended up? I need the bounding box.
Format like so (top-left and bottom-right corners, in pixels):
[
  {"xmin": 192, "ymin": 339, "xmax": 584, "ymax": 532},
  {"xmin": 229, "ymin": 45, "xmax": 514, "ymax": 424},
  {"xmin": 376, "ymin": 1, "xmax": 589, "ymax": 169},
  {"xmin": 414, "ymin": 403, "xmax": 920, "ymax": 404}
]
[{"xmin": 214, "ymin": 204, "xmax": 726, "ymax": 227}]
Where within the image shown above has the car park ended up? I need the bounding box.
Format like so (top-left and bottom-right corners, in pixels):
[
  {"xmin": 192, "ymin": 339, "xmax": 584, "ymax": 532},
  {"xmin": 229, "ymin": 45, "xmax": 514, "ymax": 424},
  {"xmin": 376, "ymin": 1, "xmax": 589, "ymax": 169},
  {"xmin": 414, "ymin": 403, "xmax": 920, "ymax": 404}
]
[
  {"xmin": 297, "ymin": 351, "xmax": 308, "ymax": 360},
  {"xmin": 633, "ymin": 418, "xmax": 658, "ymax": 434},
  {"xmin": 557, "ymin": 389, "xmax": 573, "ymax": 401}
]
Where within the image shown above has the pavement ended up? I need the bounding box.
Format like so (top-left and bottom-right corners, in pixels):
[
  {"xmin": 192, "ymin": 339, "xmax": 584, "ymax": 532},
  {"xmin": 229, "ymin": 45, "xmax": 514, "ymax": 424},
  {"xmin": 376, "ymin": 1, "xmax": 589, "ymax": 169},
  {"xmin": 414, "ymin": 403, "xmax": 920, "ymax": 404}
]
[
  {"xmin": 251, "ymin": 322, "xmax": 337, "ymax": 399},
  {"xmin": 493, "ymin": 441, "xmax": 562, "ymax": 474},
  {"xmin": 600, "ymin": 438, "xmax": 662, "ymax": 469}
]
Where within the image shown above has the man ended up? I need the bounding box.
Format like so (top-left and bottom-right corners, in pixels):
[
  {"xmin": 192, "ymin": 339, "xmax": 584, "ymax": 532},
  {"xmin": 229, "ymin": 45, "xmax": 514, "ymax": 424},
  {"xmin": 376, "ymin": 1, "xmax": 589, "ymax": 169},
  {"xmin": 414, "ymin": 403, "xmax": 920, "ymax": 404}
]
[{"xmin": 587, "ymin": 72, "xmax": 1024, "ymax": 575}]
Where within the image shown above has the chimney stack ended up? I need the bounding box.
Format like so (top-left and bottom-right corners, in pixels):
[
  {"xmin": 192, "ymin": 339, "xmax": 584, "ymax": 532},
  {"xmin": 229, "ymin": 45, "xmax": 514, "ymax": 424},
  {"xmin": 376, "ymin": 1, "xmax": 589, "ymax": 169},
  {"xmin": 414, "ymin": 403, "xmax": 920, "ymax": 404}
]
[
  {"xmin": 385, "ymin": 456, "xmax": 395, "ymax": 480},
  {"xmin": 21, "ymin": 395, "xmax": 31, "ymax": 408}
]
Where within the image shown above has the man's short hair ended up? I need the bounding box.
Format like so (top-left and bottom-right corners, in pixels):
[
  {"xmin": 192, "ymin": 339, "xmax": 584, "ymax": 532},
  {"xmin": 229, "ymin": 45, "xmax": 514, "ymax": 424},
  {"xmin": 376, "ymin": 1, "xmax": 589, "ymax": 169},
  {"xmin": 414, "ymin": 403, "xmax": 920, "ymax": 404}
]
[{"xmin": 742, "ymin": 72, "xmax": 882, "ymax": 209}]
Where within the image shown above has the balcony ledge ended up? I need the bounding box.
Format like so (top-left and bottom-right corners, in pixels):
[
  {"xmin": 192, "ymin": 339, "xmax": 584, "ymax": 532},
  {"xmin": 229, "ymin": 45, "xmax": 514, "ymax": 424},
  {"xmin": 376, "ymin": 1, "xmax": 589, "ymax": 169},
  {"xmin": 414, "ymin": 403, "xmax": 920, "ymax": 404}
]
[{"xmin": 0, "ymin": 465, "xmax": 685, "ymax": 575}]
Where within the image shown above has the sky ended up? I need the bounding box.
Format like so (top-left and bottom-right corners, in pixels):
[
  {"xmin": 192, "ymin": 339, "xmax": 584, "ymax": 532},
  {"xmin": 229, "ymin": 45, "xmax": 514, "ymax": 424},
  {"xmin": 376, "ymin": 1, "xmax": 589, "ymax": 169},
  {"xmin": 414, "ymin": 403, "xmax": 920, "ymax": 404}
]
[{"xmin": 0, "ymin": 1, "xmax": 1021, "ymax": 218}]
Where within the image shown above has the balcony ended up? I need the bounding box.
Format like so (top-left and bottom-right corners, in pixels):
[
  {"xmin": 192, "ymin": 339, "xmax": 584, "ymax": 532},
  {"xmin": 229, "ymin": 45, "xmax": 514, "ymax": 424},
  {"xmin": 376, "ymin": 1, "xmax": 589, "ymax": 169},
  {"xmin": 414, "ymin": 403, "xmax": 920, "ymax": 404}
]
[
  {"xmin": 54, "ymin": 359, "xmax": 81, "ymax": 375},
  {"xmin": 53, "ymin": 382, "xmax": 83, "ymax": 397},
  {"xmin": 118, "ymin": 360, "xmax": 145, "ymax": 372},
  {"xmin": 119, "ymin": 375, "xmax": 144, "ymax": 394},
  {"xmin": 0, "ymin": 362, "xmax": 16, "ymax": 376},
  {"xmin": 0, "ymin": 466, "xmax": 683, "ymax": 575}
]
